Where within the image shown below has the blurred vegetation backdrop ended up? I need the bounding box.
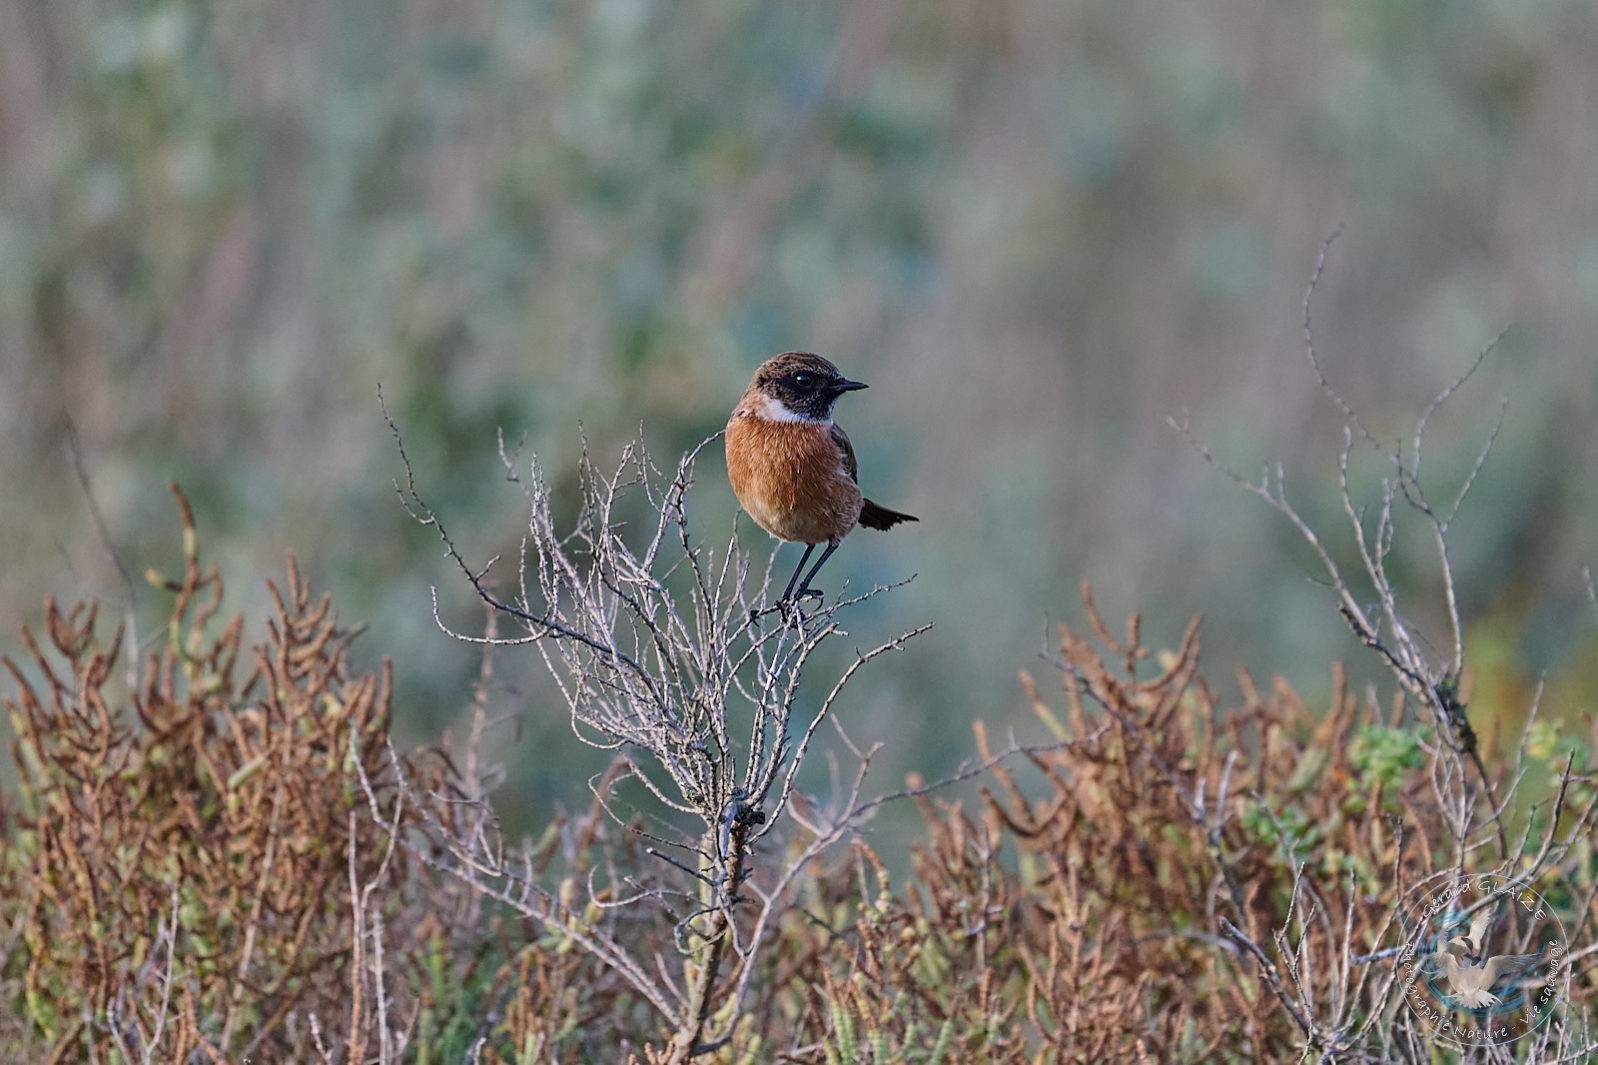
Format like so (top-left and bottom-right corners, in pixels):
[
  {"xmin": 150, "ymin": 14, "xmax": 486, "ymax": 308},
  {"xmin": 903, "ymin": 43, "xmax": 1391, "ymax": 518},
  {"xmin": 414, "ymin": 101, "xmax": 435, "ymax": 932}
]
[{"xmin": 4, "ymin": 0, "xmax": 1597, "ymax": 836}]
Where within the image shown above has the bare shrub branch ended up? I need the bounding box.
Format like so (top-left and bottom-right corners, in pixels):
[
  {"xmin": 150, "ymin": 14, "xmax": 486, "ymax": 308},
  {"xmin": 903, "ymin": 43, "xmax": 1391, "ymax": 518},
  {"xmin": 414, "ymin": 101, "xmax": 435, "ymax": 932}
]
[
  {"xmin": 1163, "ymin": 236, "xmax": 1598, "ymax": 1059},
  {"xmin": 379, "ymin": 406, "xmax": 933, "ymax": 1059},
  {"xmin": 1172, "ymin": 231, "xmax": 1516, "ymax": 856}
]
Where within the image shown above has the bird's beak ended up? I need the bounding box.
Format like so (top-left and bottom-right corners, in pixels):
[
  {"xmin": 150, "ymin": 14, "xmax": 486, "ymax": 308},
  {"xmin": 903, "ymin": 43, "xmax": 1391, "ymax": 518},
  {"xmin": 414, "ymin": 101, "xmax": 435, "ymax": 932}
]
[{"xmin": 832, "ymin": 378, "xmax": 868, "ymax": 393}]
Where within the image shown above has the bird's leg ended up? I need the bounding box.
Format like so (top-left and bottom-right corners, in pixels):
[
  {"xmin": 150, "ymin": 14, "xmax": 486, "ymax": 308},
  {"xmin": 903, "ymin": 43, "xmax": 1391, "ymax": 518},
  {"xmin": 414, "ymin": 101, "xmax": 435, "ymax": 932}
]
[
  {"xmin": 772, "ymin": 543, "xmax": 815, "ymax": 608},
  {"xmin": 791, "ymin": 540, "xmax": 840, "ymax": 602}
]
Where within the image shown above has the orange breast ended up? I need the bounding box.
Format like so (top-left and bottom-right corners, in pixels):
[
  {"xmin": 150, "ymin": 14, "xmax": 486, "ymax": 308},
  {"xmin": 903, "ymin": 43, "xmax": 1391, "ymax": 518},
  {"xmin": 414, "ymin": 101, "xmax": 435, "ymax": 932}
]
[{"xmin": 725, "ymin": 415, "xmax": 863, "ymax": 544}]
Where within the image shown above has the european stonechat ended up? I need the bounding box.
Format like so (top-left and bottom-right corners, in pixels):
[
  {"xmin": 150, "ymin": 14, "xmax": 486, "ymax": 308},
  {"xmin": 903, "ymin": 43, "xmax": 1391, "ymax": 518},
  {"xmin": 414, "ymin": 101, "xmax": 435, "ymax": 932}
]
[{"xmin": 726, "ymin": 352, "xmax": 917, "ymax": 607}]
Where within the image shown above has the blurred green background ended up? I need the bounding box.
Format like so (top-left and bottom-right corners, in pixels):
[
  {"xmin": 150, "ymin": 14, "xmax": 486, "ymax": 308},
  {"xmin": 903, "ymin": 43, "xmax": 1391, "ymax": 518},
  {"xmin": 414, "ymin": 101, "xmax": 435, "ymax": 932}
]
[{"xmin": 4, "ymin": 0, "xmax": 1597, "ymax": 837}]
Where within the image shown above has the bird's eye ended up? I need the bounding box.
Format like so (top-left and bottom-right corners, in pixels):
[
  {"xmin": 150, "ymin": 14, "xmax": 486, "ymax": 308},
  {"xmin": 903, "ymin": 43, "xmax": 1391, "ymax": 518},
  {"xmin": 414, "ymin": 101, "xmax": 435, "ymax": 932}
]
[{"xmin": 792, "ymin": 372, "xmax": 814, "ymax": 388}]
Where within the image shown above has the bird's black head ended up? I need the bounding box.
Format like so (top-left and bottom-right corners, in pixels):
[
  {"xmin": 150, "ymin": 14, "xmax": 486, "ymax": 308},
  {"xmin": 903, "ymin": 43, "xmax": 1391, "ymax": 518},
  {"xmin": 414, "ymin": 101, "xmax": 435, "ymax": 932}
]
[{"xmin": 749, "ymin": 351, "xmax": 867, "ymax": 421}]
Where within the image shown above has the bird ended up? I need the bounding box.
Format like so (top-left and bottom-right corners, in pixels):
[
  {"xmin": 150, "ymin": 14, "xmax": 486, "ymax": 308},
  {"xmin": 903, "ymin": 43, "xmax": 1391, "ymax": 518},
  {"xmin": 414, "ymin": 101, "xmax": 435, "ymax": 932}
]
[
  {"xmin": 1426, "ymin": 905, "xmax": 1549, "ymax": 1009},
  {"xmin": 725, "ymin": 352, "xmax": 916, "ymax": 610},
  {"xmin": 1426, "ymin": 947, "xmax": 1547, "ymax": 1009}
]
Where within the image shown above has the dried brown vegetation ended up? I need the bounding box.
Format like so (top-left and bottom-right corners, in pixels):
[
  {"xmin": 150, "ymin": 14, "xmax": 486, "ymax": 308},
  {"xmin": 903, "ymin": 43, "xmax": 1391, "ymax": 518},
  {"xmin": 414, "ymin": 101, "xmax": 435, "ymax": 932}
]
[
  {"xmin": 0, "ymin": 486, "xmax": 447, "ymax": 1063},
  {"xmin": 1, "ymin": 448, "xmax": 1595, "ymax": 1063},
  {"xmin": 741, "ymin": 589, "xmax": 1597, "ymax": 1063}
]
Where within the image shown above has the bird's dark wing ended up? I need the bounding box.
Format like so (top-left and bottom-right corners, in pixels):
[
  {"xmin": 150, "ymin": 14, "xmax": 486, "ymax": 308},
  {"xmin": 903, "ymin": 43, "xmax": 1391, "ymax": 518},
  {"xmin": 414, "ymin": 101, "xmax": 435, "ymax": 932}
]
[
  {"xmin": 830, "ymin": 422, "xmax": 859, "ymax": 483},
  {"xmin": 831, "ymin": 421, "xmax": 918, "ymax": 529}
]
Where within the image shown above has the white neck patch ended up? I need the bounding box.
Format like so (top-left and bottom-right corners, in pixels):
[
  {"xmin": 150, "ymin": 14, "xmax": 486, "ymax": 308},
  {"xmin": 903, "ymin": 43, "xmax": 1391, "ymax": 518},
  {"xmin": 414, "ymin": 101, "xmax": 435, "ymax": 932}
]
[{"xmin": 756, "ymin": 393, "xmax": 830, "ymax": 424}]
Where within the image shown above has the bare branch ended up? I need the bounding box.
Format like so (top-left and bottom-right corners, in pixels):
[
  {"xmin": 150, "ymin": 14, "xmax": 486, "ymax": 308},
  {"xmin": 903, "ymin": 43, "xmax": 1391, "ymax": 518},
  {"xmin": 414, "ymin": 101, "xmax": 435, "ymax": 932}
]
[{"xmin": 380, "ymin": 410, "xmax": 940, "ymax": 1054}]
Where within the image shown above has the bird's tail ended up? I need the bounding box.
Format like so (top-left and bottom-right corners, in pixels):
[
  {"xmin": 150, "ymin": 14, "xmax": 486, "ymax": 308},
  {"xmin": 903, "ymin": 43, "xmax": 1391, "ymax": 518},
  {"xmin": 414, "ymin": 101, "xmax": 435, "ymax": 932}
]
[{"xmin": 859, "ymin": 499, "xmax": 918, "ymax": 530}]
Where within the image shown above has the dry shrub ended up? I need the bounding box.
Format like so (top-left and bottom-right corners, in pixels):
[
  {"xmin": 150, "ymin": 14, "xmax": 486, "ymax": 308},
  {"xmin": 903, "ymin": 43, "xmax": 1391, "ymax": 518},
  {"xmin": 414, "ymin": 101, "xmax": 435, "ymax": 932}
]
[
  {"xmin": 0, "ymin": 485, "xmax": 435, "ymax": 1062},
  {"xmin": 788, "ymin": 587, "xmax": 1595, "ymax": 1063},
  {"xmin": 0, "ymin": 481, "xmax": 1591, "ymax": 1064},
  {"xmin": 398, "ymin": 762, "xmax": 693, "ymax": 1064}
]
